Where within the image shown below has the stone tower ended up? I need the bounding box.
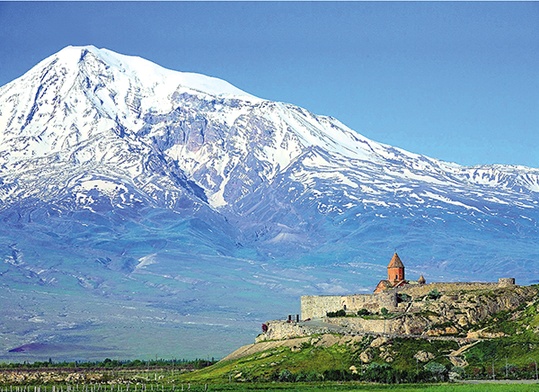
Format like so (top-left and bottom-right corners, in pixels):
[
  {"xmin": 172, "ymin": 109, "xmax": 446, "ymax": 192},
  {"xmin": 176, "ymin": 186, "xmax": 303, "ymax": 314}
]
[{"xmin": 387, "ymin": 252, "xmax": 405, "ymax": 284}]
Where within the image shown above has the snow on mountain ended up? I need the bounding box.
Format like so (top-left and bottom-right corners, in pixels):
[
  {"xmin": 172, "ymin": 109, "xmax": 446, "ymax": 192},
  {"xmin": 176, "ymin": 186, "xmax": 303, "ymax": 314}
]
[
  {"xmin": 0, "ymin": 45, "xmax": 257, "ymax": 167},
  {"xmin": 1, "ymin": 45, "xmax": 538, "ymax": 214},
  {"xmin": 1, "ymin": 44, "xmax": 538, "ymax": 273},
  {"xmin": 0, "ymin": 46, "xmax": 538, "ymax": 360}
]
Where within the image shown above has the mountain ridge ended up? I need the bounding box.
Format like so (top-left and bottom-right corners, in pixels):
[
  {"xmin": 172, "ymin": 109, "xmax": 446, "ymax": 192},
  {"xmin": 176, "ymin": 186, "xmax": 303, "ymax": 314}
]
[{"xmin": 0, "ymin": 46, "xmax": 537, "ymax": 360}]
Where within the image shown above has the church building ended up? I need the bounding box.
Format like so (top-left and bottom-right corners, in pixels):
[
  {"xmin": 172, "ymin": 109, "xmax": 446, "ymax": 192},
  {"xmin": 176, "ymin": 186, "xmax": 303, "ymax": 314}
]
[{"xmin": 374, "ymin": 252, "xmax": 413, "ymax": 293}]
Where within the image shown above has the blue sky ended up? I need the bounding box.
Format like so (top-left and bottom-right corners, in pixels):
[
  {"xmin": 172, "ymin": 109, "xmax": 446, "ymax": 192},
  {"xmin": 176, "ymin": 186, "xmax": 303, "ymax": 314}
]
[{"xmin": 1, "ymin": 2, "xmax": 538, "ymax": 168}]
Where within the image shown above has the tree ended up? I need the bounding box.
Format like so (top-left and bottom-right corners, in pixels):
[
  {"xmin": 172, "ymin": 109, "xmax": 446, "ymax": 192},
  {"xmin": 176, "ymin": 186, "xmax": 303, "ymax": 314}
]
[
  {"xmin": 424, "ymin": 361, "xmax": 448, "ymax": 381},
  {"xmin": 279, "ymin": 369, "xmax": 293, "ymax": 382}
]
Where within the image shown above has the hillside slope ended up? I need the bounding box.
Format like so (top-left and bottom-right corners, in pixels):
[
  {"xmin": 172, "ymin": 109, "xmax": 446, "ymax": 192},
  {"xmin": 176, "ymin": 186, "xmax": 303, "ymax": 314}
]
[{"xmin": 184, "ymin": 284, "xmax": 539, "ymax": 383}]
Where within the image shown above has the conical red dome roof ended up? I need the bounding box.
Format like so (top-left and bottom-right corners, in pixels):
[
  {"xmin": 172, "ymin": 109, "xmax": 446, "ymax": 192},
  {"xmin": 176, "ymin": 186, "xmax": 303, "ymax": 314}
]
[{"xmin": 387, "ymin": 252, "xmax": 404, "ymax": 269}]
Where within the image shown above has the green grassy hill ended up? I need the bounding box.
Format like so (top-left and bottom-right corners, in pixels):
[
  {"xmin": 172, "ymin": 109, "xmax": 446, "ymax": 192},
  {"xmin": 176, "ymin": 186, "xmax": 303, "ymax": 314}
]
[{"xmin": 181, "ymin": 285, "xmax": 539, "ymax": 384}]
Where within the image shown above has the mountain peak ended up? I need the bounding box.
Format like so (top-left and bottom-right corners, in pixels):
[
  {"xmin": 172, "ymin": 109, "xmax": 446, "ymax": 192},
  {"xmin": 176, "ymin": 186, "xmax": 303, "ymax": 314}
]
[
  {"xmin": 3, "ymin": 45, "xmax": 261, "ymax": 101},
  {"xmin": 0, "ymin": 46, "xmax": 267, "ymax": 167}
]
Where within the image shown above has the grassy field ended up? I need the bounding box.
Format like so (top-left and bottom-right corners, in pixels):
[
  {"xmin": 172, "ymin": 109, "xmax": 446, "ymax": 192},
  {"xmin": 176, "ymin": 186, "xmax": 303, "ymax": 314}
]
[
  {"xmin": 179, "ymin": 382, "xmax": 539, "ymax": 391},
  {"xmin": 2, "ymin": 383, "xmax": 539, "ymax": 392}
]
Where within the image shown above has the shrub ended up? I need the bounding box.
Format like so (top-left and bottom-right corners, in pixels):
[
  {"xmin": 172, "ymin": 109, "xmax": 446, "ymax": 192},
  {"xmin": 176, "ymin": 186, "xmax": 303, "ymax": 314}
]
[
  {"xmin": 323, "ymin": 368, "xmax": 347, "ymax": 381},
  {"xmin": 305, "ymin": 371, "xmax": 324, "ymax": 382},
  {"xmin": 427, "ymin": 289, "xmax": 442, "ymax": 300},
  {"xmin": 326, "ymin": 309, "xmax": 347, "ymax": 317},
  {"xmin": 294, "ymin": 370, "xmax": 323, "ymax": 382},
  {"xmin": 362, "ymin": 363, "xmax": 394, "ymax": 383},
  {"xmin": 357, "ymin": 308, "xmax": 371, "ymax": 316},
  {"xmin": 397, "ymin": 293, "xmax": 412, "ymax": 303},
  {"xmin": 278, "ymin": 369, "xmax": 292, "ymax": 382}
]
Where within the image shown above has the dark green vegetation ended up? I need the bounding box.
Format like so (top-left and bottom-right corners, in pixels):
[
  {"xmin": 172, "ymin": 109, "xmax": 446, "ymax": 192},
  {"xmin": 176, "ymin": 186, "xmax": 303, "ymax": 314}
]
[
  {"xmin": 327, "ymin": 308, "xmax": 395, "ymax": 319},
  {"xmin": 326, "ymin": 309, "xmax": 347, "ymax": 318},
  {"xmin": 427, "ymin": 289, "xmax": 442, "ymax": 301},
  {"xmin": 0, "ymin": 358, "xmax": 215, "ymax": 370}
]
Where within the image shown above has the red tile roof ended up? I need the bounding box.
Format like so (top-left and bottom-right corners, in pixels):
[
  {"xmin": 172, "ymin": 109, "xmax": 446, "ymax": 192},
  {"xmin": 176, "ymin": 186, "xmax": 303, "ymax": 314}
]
[{"xmin": 387, "ymin": 252, "xmax": 405, "ymax": 269}]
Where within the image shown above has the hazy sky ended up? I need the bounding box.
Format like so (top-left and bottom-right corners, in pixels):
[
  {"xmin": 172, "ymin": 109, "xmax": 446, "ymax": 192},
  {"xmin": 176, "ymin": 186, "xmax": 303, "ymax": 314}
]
[{"xmin": 1, "ymin": 2, "xmax": 538, "ymax": 168}]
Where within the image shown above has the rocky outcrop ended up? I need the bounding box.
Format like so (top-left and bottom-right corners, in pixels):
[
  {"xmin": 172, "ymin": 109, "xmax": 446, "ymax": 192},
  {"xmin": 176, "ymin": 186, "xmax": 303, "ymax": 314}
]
[
  {"xmin": 224, "ymin": 334, "xmax": 367, "ymax": 363},
  {"xmin": 414, "ymin": 350, "xmax": 435, "ymax": 363},
  {"xmin": 255, "ymin": 320, "xmax": 346, "ymax": 342},
  {"xmin": 412, "ymin": 285, "xmax": 534, "ymax": 331}
]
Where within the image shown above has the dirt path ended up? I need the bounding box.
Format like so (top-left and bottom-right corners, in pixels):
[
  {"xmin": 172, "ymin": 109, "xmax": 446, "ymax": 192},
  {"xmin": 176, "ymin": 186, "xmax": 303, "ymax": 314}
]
[{"xmin": 448, "ymin": 340, "xmax": 482, "ymax": 367}]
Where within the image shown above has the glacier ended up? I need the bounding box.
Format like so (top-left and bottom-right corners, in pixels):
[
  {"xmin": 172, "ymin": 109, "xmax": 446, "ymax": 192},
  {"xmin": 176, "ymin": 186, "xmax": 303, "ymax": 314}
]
[{"xmin": 0, "ymin": 45, "xmax": 538, "ymax": 361}]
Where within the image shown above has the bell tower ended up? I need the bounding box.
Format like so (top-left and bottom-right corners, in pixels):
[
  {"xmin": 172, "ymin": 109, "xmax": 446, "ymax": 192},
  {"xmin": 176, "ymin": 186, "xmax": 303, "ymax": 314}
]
[{"xmin": 387, "ymin": 252, "xmax": 405, "ymax": 283}]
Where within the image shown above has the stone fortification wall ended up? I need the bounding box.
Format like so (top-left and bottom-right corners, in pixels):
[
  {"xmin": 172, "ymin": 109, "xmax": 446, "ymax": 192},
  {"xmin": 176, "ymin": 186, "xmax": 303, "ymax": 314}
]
[
  {"xmin": 396, "ymin": 281, "xmax": 511, "ymax": 297},
  {"xmin": 301, "ymin": 296, "xmax": 342, "ymax": 320},
  {"xmin": 498, "ymin": 278, "xmax": 516, "ymax": 287},
  {"xmin": 324, "ymin": 315, "xmax": 428, "ymax": 336},
  {"xmin": 257, "ymin": 315, "xmax": 430, "ymax": 342},
  {"xmin": 301, "ymin": 279, "xmax": 516, "ymax": 320},
  {"xmin": 255, "ymin": 319, "xmax": 395, "ymax": 343},
  {"xmin": 301, "ymin": 292, "xmax": 397, "ymax": 320},
  {"xmin": 260, "ymin": 283, "xmax": 532, "ymax": 344}
]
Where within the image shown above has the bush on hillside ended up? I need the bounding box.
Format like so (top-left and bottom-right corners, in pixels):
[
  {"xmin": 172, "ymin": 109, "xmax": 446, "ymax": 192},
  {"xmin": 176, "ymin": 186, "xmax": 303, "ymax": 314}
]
[{"xmin": 326, "ymin": 309, "xmax": 346, "ymax": 317}]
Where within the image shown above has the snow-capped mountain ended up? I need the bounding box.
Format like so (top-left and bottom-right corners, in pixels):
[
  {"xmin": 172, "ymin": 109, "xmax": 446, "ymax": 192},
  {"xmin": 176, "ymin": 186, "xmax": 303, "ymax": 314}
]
[{"xmin": 0, "ymin": 46, "xmax": 538, "ymax": 361}]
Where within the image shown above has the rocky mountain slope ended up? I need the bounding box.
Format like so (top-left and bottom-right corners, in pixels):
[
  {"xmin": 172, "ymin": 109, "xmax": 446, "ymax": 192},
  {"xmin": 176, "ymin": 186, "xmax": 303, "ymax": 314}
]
[{"xmin": 0, "ymin": 46, "xmax": 538, "ymax": 360}]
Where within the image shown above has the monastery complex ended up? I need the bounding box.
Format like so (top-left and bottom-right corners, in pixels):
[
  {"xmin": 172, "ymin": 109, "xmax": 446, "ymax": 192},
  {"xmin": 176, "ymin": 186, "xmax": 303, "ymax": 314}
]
[{"xmin": 300, "ymin": 253, "xmax": 516, "ymax": 320}]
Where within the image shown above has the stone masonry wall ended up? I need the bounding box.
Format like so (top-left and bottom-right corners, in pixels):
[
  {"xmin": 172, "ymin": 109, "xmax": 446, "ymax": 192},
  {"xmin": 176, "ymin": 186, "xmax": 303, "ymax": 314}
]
[
  {"xmin": 301, "ymin": 280, "xmax": 516, "ymax": 320},
  {"xmin": 301, "ymin": 291, "xmax": 397, "ymax": 320},
  {"xmin": 301, "ymin": 295, "xmax": 342, "ymax": 320},
  {"xmin": 396, "ymin": 282, "xmax": 502, "ymax": 297}
]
